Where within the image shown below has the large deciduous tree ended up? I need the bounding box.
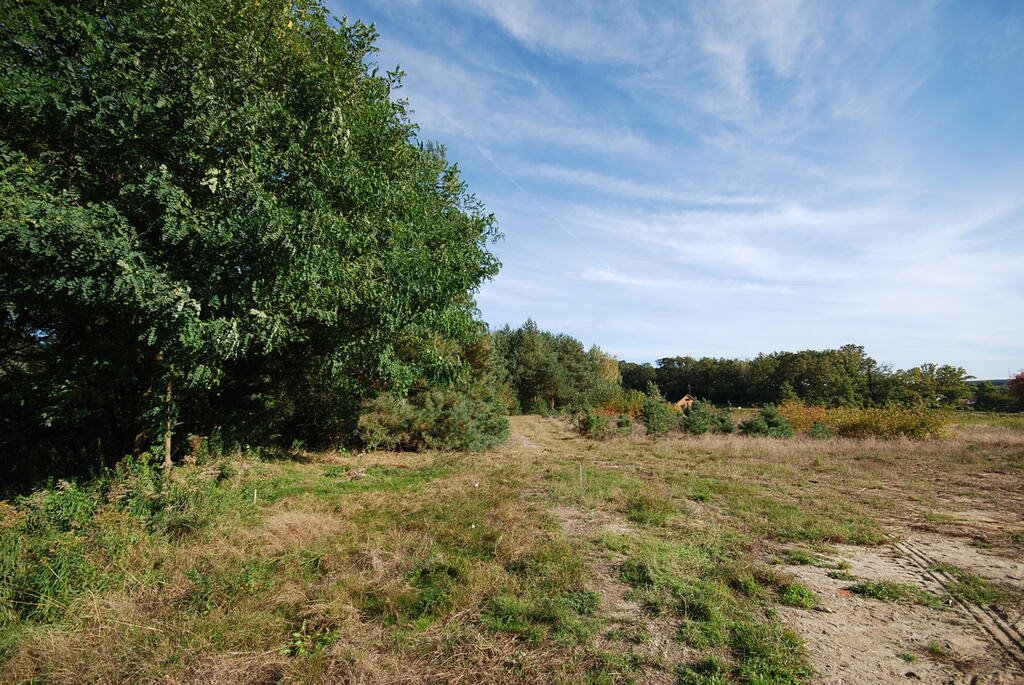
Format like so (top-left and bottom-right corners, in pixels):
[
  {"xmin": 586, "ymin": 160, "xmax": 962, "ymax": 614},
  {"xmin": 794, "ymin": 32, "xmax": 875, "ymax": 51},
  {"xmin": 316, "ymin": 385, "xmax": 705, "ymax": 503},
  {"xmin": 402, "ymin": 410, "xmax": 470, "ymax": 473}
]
[{"xmin": 0, "ymin": 0, "xmax": 501, "ymax": 484}]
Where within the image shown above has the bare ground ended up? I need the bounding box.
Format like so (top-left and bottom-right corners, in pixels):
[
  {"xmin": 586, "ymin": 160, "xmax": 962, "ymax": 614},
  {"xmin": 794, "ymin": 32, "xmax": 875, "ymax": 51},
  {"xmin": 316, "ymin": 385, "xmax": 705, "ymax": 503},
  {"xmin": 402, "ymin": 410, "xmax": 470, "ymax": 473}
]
[{"xmin": 780, "ymin": 536, "xmax": 1024, "ymax": 684}]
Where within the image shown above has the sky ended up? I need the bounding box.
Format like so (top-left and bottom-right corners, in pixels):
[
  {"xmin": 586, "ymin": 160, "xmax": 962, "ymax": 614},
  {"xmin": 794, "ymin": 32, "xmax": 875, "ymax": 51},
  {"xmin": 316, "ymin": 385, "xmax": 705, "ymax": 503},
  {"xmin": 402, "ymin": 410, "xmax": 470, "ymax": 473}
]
[{"xmin": 329, "ymin": 0, "xmax": 1024, "ymax": 379}]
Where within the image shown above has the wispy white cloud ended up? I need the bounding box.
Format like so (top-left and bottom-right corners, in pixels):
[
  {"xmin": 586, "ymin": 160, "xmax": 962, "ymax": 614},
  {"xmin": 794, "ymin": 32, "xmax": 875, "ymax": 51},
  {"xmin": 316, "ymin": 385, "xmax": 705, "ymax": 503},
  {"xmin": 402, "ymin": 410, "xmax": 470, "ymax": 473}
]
[{"xmin": 339, "ymin": 0, "xmax": 1024, "ymax": 376}]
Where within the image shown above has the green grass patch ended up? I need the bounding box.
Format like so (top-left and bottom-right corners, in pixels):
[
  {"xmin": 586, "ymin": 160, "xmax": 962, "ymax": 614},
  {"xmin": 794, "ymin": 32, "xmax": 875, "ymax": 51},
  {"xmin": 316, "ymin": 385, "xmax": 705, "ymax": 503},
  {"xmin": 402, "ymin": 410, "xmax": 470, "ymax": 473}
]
[
  {"xmin": 623, "ymin": 491, "xmax": 673, "ymax": 525},
  {"xmin": 930, "ymin": 563, "xmax": 1020, "ymax": 607},
  {"xmin": 726, "ymin": 492, "xmax": 886, "ymax": 545},
  {"xmin": 949, "ymin": 412, "xmax": 1024, "ymax": 431},
  {"xmin": 779, "ymin": 583, "xmax": 819, "ymax": 609},
  {"xmin": 677, "ymin": 657, "xmax": 731, "ymax": 685},
  {"xmin": 849, "ymin": 580, "xmax": 945, "ymax": 609},
  {"xmin": 781, "ymin": 548, "xmax": 851, "ymax": 570}
]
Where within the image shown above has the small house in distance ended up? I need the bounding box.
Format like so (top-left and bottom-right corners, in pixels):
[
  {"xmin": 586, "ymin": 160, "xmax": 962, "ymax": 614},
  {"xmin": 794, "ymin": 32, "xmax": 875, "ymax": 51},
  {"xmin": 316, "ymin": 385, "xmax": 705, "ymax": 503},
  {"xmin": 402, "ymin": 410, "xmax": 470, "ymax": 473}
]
[{"xmin": 674, "ymin": 394, "xmax": 695, "ymax": 410}]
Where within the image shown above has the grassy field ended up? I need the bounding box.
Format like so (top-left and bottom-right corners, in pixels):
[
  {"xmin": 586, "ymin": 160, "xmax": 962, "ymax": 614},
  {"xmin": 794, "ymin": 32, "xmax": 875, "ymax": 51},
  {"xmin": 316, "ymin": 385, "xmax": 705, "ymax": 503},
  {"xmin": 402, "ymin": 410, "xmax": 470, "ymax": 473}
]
[
  {"xmin": 946, "ymin": 411, "xmax": 1024, "ymax": 432},
  {"xmin": 2, "ymin": 416, "xmax": 1023, "ymax": 683}
]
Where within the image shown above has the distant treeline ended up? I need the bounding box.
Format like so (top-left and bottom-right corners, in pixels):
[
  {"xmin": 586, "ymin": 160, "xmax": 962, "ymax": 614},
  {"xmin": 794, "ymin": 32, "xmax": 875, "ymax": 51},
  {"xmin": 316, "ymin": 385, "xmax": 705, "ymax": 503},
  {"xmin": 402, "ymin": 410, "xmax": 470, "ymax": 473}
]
[
  {"xmin": 488, "ymin": 323, "xmax": 1022, "ymax": 414},
  {"xmin": 621, "ymin": 346, "xmax": 974, "ymax": 409}
]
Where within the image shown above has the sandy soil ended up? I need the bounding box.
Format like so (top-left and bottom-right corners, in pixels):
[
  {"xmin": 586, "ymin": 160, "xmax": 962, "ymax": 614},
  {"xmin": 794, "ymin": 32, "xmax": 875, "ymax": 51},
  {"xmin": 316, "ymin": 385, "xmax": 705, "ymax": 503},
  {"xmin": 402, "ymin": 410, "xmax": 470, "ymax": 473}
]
[{"xmin": 779, "ymin": 534, "xmax": 1024, "ymax": 684}]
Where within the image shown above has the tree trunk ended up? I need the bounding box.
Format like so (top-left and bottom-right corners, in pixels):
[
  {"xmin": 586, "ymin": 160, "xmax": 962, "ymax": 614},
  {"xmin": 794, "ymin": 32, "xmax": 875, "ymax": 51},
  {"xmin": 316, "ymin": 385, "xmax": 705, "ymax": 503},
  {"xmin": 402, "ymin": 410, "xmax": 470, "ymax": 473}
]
[{"xmin": 163, "ymin": 374, "xmax": 174, "ymax": 473}]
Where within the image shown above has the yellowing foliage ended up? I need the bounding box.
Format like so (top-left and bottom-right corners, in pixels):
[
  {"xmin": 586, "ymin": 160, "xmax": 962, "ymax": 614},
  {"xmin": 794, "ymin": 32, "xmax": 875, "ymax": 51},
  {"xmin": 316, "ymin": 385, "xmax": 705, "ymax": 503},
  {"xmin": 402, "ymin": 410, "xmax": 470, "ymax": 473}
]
[
  {"xmin": 603, "ymin": 389, "xmax": 646, "ymax": 418},
  {"xmin": 829, "ymin": 407, "xmax": 948, "ymax": 439},
  {"xmin": 779, "ymin": 401, "xmax": 948, "ymax": 439},
  {"xmin": 778, "ymin": 402, "xmax": 828, "ymax": 434}
]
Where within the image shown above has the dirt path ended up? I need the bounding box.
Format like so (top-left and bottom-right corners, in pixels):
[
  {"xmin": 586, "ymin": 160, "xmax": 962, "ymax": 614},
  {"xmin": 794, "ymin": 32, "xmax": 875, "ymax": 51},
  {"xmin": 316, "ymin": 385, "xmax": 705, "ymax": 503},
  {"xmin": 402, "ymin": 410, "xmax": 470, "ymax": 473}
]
[
  {"xmin": 550, "ymin": 504, "xmax": 686, "ymax": 685},
  {"xmin": 779, "ymin": 534, "xmax": 1024, "ymax": 684}
]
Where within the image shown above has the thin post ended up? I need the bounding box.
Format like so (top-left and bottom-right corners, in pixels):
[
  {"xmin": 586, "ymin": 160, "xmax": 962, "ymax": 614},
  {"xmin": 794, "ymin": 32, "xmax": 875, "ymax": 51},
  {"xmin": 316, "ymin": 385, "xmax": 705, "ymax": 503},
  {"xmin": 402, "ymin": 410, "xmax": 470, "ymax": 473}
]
[{"xmin": 163, "ymin": 373, "xmax": 174, "ymax": 473}]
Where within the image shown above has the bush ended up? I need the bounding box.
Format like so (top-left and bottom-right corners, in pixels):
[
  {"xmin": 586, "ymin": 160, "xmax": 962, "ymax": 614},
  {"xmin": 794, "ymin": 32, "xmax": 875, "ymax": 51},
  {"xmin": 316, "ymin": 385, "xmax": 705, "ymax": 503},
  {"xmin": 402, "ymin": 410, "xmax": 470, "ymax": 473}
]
[
  {"xmin": 777, "ymin": 401, "xmax": 948, "ymax": 439},
  {"xmin": 828, "ymin": 407, "xmax": 947, "ymax": 439},
  {"xmin": 603, "ymin": 389, "xmax": 646, "ymax": 418},
  {"xmin": 807, "ymin": 421, "xmax": 835, "ymax": 439},
  {"xmin": 739, "ymin": 406, "xmax": 794, "ymax": 437},
  {"xmin": 525, "ymin": 397, "xmax": 555, "ymax": 416},
  {"xmin": 778, "ymin": 401, "xmax": 829, "ymax": 434},
  {"xmin": 715, "ymin": 409, "xmax": 735, "ymax": 434},
  {"xmin": 682, "ymin": 402, "xmax": 716, "ymax": 435},
  {"xmin": 357, "ymin": 383, "xmax": 509, "ymax": 451},
  {"xmin": 642, "ymin": 384, "xmax": 674, "ymax": 439},
  {"xmin": 683, "ymin": 402, "xmax": 735, "ymax": 435},
  {"xmin": 576, "ymin": 411, "xmax": 612, "ymax": 440}
]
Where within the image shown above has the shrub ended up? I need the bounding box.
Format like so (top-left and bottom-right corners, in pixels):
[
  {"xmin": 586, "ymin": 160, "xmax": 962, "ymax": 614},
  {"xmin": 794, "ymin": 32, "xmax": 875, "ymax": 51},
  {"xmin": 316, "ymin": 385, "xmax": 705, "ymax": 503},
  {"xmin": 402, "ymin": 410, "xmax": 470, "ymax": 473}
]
[
  {"xmin": 715, "ymin": 408, "xmax": 735, "ymax": 434},
  {"xmin": 683, "ymin": 402, "xmax": 735, "ymax": 435},
  {"xmin": 576, "ymin": 411, "xmax": 612, "ymax": 440},
  {"xmin": 829, "ymin": 407, "xmax": 947, "ymax": 439},
  {"xmin": 739, "ymin": 406, "xmax": 794, "ymax": 437},
  {"xmin": 358, "ymin": 383, "xmax": 509, "ymax": 451},
  {"xmin": 777, "ymin": 402, "xmax": 948, "ymax": 439},
  {"xmin": 683, "ymin": 402, "xmax": 717, "ymax": 435},
  {"xmin": 807, "ymin": 421, "xmax": 835, "ymax": 439},
  {"xmin": 525, "ymin": 397, "xmax": 555, "ymax": 416},
  {"xmin": 642, "ymin": 384, "xmax": 674, "ymax": 439},
  {"xmin": 778, "ymin": 401, "xmax": 828, "ymax": 435},
  {"xmin": 603, "ymin": 389, "xmax": 646, "ymax": 418}
]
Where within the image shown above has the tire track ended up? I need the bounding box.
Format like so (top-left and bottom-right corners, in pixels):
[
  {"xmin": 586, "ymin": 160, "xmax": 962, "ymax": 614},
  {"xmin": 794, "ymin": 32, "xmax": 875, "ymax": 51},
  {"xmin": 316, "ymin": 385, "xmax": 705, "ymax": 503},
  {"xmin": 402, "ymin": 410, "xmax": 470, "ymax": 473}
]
[{"xmin": 895, "ymin": 540, "xmax": 1024, "ymax": 671}]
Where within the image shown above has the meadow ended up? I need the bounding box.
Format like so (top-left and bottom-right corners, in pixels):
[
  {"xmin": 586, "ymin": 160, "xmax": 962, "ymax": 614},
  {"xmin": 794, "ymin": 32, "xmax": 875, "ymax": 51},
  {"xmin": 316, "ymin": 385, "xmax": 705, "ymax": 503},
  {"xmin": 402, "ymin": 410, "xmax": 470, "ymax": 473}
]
[{"xmin": 3, "ymin": 413, "xmax": 1022, "ymax": 684}]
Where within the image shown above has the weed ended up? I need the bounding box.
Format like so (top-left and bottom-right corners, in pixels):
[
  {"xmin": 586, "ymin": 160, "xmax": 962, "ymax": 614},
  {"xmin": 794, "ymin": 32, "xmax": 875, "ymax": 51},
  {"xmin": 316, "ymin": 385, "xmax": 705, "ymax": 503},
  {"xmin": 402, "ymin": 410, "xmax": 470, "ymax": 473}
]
[
  {"xmin": 898, "ymin": 652, "xmax": 917, "ymax": 663},
  {"xmin": 730, "ymin": 620, "xmax": 810, "ymax": 683},
  {"xmin": 827, "ymin": 570, "xmax": 857, "ymax": 581},
  {"xmin": 561, "ymin": 589, "xmax": 600, "ymax": 616},
  {"xmin": 781, "ymin": 549, "xmax": 818, "ymax": 566},
  {"xmin": 281, "ymin": 620, "xmax": 340, "ymax": 657},
  {"xmin": 620, "ymin": 558, "xmax": 659, "ymax": 588}
]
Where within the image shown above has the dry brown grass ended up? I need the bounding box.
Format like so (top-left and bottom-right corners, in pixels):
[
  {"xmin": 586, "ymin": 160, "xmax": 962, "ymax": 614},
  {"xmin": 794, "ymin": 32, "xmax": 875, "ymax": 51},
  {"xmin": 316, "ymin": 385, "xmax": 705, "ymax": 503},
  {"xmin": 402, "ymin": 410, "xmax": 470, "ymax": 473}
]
[{"xmin": 4, "ymin": 415, "xmax": 1022, "ymax": 683}]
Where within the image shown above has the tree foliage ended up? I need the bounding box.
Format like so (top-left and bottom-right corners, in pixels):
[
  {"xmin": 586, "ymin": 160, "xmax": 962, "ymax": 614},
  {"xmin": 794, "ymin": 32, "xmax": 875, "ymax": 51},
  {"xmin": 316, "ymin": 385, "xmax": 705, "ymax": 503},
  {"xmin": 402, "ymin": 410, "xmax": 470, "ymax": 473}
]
[
  {"xmin": 0, "ymin": 0, "xmax": 501, "ymax": 484},
  {"xmin": 622, "ymin": 345, "xmax": 974, "ymax": 410},
  {"xmin": 1008, "ymin": 371, "xmax": 1024, "ymax": 410},
  {"xmin": 491, "ymin": 320, "xmax": 619, "ymax": 414}
]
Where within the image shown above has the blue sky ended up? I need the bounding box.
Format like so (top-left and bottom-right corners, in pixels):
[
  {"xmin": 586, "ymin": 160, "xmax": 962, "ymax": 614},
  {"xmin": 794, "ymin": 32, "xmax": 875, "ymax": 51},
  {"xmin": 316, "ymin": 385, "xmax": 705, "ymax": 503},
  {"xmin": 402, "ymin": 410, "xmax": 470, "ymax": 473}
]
[{"xmin": 330, "ymin": 0, "xmax": 1024, "ymax": 379}]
